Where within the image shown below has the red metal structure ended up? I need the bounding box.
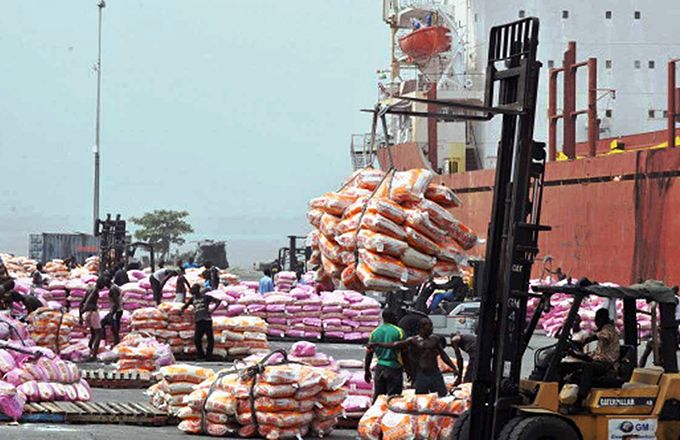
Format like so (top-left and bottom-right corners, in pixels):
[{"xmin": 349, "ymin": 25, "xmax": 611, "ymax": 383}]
[
  {"xmin": 398, "ymin": 25, "xmax": 451, "ymax": 62},
  {"xmin": 548, "ymin": 42, "xmax": 599, "ymax": 160},
  {"xmin": 668, "ymin": 59, "xmax": 680, "ymax": 149}
]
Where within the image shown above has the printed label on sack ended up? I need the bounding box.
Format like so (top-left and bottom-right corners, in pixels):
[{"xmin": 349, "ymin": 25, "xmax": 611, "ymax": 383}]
[{"xmin": 607, "ymin": 418, "xmax": 656, "ymax": 440}]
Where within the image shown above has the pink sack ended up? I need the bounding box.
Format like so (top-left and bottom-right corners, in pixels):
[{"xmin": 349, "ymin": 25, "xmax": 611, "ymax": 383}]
[
  {"xmin": 75, "ymin": 379, "xmax": 92, "ymax": 401},
  {"xmin": 3, "ymin": 368, "xmax": 33, "ymax": 386},
  {"xmin": 291, "ymin": 341, "xmax": 317, "ymax": 358},
  {"xmin": 18, "ymin": 381, "xmax": 40, "ymax": 401},
  {"xmin": 0, "ymin": 350, "xmax": 16, "ymax": 375}
]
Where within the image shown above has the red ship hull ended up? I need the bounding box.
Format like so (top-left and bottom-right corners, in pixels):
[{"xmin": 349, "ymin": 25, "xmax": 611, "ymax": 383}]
[{"xmin": 378, "ymin": 132, "xmax": 680, "ymax": 285}]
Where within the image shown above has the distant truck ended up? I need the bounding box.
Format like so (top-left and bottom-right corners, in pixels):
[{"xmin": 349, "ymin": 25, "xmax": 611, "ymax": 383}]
[{"xmin": 193, "ymin": 240, "xmax": 229, "ymax": 269}]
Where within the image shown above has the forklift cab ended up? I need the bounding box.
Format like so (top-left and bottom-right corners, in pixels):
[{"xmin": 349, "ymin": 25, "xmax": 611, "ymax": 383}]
[{"xmin": 510, "ymin": 280, "xmax": 680, "ymax": 440}]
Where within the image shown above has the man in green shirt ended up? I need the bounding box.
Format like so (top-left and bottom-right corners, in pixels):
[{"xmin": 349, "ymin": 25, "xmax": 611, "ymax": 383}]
[{"xmin": 365, "ymin": 309, "xmax": 405, "ymax": 401}]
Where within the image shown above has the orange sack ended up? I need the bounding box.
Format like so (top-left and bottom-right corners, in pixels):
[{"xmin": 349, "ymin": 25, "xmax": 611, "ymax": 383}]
[
  {"xmin": 405, "ymin": 227, "xmax": 441, "ymax": 256},
  {"xmin": 359, "ymin": 250, "xmax": 407, "ymax": 281},
  {"xmin": 356, "ymin": 262, "xmax": 403, "ymax": 291},
  {"xmin": 357, "ymin": 229, "xmax": 409, "ymax": 257},
  {"xmin": 360, "ymin": 213, "xmax": 408, "ymax": 241},
  {"xmin": 367, "ymin": 198, "xmax": 407, "ymax": 224},
  {"xmin": 388, "ymin": 169, "xmax": 434, "ymax": 203},
  {"xmin": 425, "ymin": 183, "xmax": 462, "ymax": 208}
]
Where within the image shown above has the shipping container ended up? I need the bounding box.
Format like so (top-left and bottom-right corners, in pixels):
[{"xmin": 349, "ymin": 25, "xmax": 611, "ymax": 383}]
[{"xmin": 28, "ymin": 233, "xmax": 99, "ymax": 264}]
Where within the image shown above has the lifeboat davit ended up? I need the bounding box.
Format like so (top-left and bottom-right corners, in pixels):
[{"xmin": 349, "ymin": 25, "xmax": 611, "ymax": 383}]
[{"xmin": 399, "ymin": 26, "xmax": 451, "ymax": 62}]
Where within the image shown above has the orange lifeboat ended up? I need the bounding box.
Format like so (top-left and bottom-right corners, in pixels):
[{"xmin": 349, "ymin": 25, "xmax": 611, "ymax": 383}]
[{"xmin": 399, "ymin": 26, "xmax": 451, "ymax": 62}]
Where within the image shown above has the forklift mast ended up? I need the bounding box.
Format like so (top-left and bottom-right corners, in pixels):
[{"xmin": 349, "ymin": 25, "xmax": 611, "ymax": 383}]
[
  {"xmin": 468, "ymin": 18, "xmax": 548, "ymax": 440},
  {"xmin": 367, "ymin": 18, "xmax": 546, "ymax": 439}
]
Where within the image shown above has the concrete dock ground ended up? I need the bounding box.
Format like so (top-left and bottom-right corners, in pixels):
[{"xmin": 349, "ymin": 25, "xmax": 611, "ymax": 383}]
[{"xmin": 0, "ymin": 335, "xmax": 557, "ymax": 440}]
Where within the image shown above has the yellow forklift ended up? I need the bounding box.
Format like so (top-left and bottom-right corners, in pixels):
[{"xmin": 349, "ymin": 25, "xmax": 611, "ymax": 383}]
[{"xmin": 482, "ymin": 280, "xmax": 680, "ymax": 439}]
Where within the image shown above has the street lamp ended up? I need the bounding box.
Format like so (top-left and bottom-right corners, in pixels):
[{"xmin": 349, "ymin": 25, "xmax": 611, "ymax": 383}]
[{"xmin": 93, "ymin": 0, "xmax": 105, "ymax": 234}]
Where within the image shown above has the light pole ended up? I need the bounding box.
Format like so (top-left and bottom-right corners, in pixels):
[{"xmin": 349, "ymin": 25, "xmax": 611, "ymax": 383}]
[{"xmin": 93, "ymin": 0, "xmax": 105, "ymax": 234}]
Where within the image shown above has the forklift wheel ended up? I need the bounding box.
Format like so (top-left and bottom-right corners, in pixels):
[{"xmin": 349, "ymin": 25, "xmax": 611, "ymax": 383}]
[
  {"xmin": 499, "ymin": 415, "xmax": 580, "ymax": 440},
  {"xmin": 449, "ymin": 409, "xmax": 470, "ymax": 439}
]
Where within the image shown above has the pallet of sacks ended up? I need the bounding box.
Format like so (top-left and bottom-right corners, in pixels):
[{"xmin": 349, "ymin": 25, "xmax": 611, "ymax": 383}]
[
  {"xmin": 0, "ymin": 343, "xmax": 91, "ymax": 416},
  {"xmin": 147, "ymin": 364, "xmax": 215, "ymax": 415},
  {"xmin": 358, "ymin": 385, "xmax": 472, "ymax": 440},
  {"xmin": 177, "ymin": 357, "xmax": 347, "ymax": 438},
  {"xmin": 307, "ymin": 168, "xmax": 478, "ymax": 292}
]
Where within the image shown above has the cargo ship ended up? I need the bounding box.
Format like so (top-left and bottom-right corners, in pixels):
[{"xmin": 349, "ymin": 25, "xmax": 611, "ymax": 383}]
[{"xmin": 353, "ymin": 1, "xmax": 680, "ymax": 285}]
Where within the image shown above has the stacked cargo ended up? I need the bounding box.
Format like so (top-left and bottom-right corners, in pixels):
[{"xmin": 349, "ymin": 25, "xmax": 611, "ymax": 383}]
[
  {"xmin": 177, "ymin": 361, "xmax": 346, "ymax": 438},
  {"xmin": 147, "ymin": 364, "xmax": 215, "ymax": 415},
  {"xmin": 273, "ymin": 271, "xmax": 297, "ymax": 293},
  {"xmin": 307, "ymin": 168, "xmax": 478, "ymax": 292},
  {"xmin": 213, "ymin": 316, "xmax": 269, "ymax": 359},
  {"xmin": 158, "ymin": 302, "xmax": 195, "ymax": 355},
  {"xmin": 27, "ymin": 307, "xmax": 77, "ymax": 353},
  {"xmin": 113, "ymin": 333, "xmax": 175, "ymax": 373},
  {"xmin": 358, "ymin": 386, "xmax": 472, "ymax": 440}
]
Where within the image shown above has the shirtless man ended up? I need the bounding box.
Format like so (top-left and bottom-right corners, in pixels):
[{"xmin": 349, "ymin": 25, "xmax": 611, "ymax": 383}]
[{"xmin": 369, "ymin": 317, "xmax": 459, "ymax": 396}]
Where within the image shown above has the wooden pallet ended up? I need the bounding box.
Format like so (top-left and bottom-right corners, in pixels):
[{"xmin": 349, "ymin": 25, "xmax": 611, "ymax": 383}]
[
  {"xmin": 80, "ymin": 369, "xmax": 158, "ymax": 389},
  {"xmin": 15, "ymin": 401, "xmax": 170, "ymax": 425},
  {"xmin": 173, "ymin": 353, "xmax": 244, "ymax": 363}
]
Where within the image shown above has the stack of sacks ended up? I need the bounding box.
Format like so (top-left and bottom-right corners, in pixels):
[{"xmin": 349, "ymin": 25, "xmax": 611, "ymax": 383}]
[
  {"xmin": 526, "ymin": 280, "xmax": 654, "ymax": 337},
  {"xmin": 274, "ymin": 271, "xmax": 297, "ymax": 293},
  {"xmin": 121, "ymin": 281, "xmax": 155, "ymax": 311},
  {"xmin": 131, "ymin": 307, "xmax": 170, "ymax": 342},
  {"xmin": 238, "ymin": 293, "xmax": 267, "ymax": 320},
  {"xmin": 113, "ymin": 333, "xmax": 175, "ymax": 373},
  {"xmin": 0, "ymin": 314, "xmax": 31, "ymax": 342},
  {"xmin": 44, "ymin": 279, "xmax": 69, "ymax": 308},
  {"xmin": 241, "ymin": 281, "xmax": 259, "ymax": 291},
  {"xmin": 84, "ymin": 256, "xmax": 99, "ymax": 274},
  {"xmin": 287, "ymin": 341, "xmax": 338, "ymax": 371},
  {"xmin": 284, "ymin": 292, "xmax": 322, "ymax": 339},
  {"xmin": 320, "ymin": 291, "xmax": 351, "ymax": 340},
  {"xmin": 60, "ymin": 340, "xmax": 116, "ymax": 363},
  {"xmin": 283, "ymin": 286, "xmax": 323, "ymax": 340},
  {"xmin": 213, "ymin": 316, "xmax": 269, "ymax": 359},
  {"xmin": 342, "ymin": 371, "xmax": 374, "ymax": 417},
  {"xmin": 358, "ymin": 386, "xmax": 472, "ymax": 440},
  {"xmin": 223, "ymin": 273, "xmax": 239, "ymax": 286},
  {"xmin": 205, "ymin": 289, "xmax": 234, "ymax": 318},
  {"xmin": 43, "ymin": 259, "xmax": 70, "ymax": 279},
  {"xmin": 158, "ymin": 302, "xmax": 195, "ymax": 355},
  {"xmin": 0, "ymin": 379, "xmax": 25, "ymax": 420},
  {"xmin": 1, "ymin": 254, "xmax": 37, "ymax": 278},
  {"xmin": 348, "ymin": 294, "xmax": 381, "ymax": 341},
  {"xmin": 27, "ymin": 307, "xmax": 77, "ymax": 353},
  {"xmin": 7, "ymin": 282, "xmax": 42, "ymax": 316},
  {"xmin": 177, "ymin": 360, "xmax": 347, "ymax": 439},
  {"xmin": 0, "ymin": 345, "xmax": 92, "ymax": 405},
  {"xmin": 13, "ymin": 356, "xmax": 92, "ymax": 403},
  {"xmin": 307, "ymin": 168, "xmax": 478, "ymax": 292},
  {"xmin": 263, "ymin": 293, "xmax": 292, "ymax": 338},
  {"xmin": 147, "ymin": 364, "xmax": 215, "ymax": 415}
]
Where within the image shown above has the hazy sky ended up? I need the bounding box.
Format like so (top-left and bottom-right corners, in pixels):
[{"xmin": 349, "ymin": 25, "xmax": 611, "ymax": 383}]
[{"xmin": 0, "ymin": 1, "xmax": 388, "ymax": 265}]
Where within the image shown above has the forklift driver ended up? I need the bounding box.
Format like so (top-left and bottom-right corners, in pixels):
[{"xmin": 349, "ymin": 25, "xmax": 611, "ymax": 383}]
[{"xmin": 562, "ymin": 308, "xmax": 621, "ymax": 400}]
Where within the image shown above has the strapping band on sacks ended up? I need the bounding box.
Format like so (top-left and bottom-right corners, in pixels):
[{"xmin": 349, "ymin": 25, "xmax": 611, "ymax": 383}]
[
  {"xmin": 0, "ymin": 318, "xmax": 28, "ymax": 347},
  {"xmin": 239, "ymin": 349, "xmax": 306, "ymax": 432}
]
